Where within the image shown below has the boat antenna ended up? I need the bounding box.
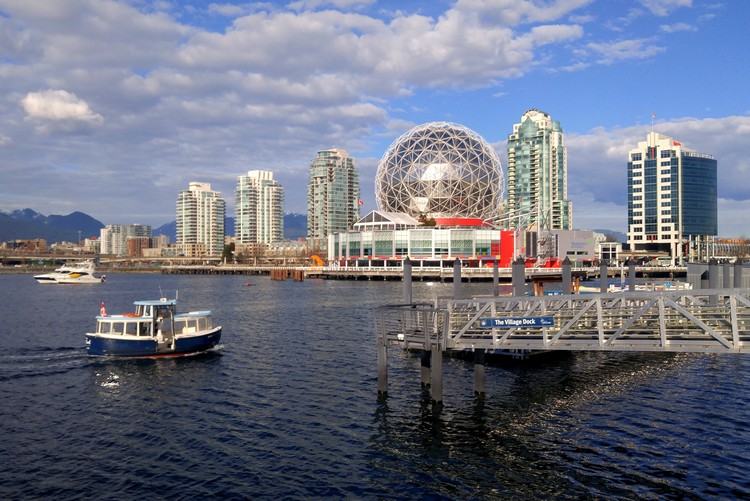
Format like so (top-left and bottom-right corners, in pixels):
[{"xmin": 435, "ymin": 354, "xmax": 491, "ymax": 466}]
[{"xmin": 159, "ymin": 285, "xmax": 165, "ymax": 300}]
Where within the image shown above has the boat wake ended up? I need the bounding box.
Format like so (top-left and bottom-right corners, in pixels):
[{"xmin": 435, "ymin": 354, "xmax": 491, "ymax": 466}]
[{"xmin": 0, "ymin": 347, "xmax": 92, "ymax": 382}]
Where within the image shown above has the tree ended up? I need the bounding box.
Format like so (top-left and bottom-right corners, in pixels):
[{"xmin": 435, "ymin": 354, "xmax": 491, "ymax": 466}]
[{"xmin": 221, "ymin": 242, "xmax": 235, "ymax": 263}]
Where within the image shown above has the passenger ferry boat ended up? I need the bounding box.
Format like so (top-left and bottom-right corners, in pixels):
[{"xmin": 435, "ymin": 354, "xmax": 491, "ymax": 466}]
[{"xmin": 85, "ymin": 297, "xmax": 221, "ymax": 357}]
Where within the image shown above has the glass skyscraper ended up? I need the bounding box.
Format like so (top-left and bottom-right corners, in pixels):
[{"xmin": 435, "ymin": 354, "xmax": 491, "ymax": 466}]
[
  {"xmin": 506, "ymin": 109, "xmax": 572, "ymax": 232},
  {"xmin": 176, "ymin": 182, "xmax": 226, "ymax": 256},
  {"xmin": 627, "ymin": 132, "xmax": 717, "ymax": 260},
  {"xmin": 307, "ymin": 148, "xmax": 360, "ymax": 239},
  {"xmin": 235, "ymin": 170, "xmax": 284, "ymax": 245}
]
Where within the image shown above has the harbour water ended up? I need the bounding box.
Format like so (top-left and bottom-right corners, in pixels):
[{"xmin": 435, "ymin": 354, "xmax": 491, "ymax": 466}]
[{"xmin": 2, "ymin": 273, "xmax": 750, "ymax": 499}]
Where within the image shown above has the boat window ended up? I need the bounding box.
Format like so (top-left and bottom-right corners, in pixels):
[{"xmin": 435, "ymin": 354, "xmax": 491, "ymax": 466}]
[{"xmin": 124, "ymin": 322, "xmax": 138, "ymax": 336}]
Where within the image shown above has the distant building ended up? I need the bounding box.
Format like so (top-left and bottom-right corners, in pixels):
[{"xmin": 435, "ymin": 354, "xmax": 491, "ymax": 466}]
[
  {"xmin": 176, "ymin": 182, "xmax": 226, "ymax": 257},
  {"xmin": 506, "ymin": 109, "xmax": 572, "ymax": 232},
  {"xmin": 100, "ymin": 224, "xmax": 151, "ymax": 256},
  {"xmin": 627, "ymin": 132, "xmax": 717, "ymax": 262},
  {"xmin": 307, "ymin": 148, "xmax": 360, "ymax": 239},
  {"xmin": 235, "ymin": 170, "xmax": 284, "ymax": 245}
]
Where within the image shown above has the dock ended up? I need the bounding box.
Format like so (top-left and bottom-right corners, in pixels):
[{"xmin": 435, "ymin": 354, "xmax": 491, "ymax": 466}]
[{"xmin": 374, "ymin": 258, "xmax": 749, "ymax": 405}]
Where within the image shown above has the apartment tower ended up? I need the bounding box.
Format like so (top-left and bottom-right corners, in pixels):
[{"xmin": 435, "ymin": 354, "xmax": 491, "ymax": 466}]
[
  {"xmin": 176, "ymin": 182, "xmax": 226, "ymax": 256},
  {"xmin": 235, "ymin": 170, "xmax": 284, "ymax": 245},
  {"xmin": 506, "ymin": 109, "xmax": 572, "ymax": 232},
  {"xmin": 307, "ymin": 148, "xmax": 360, "ymax": 239}
]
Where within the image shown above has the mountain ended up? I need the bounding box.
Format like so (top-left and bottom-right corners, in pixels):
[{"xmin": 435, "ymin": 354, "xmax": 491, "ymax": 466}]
[
  {"xmin": 0, "ymin": 209, "xmax": 105, "ymax": 243},
  {"xmin": 284, "ymin": 213, "xmax": 307, "ymax": 240}
]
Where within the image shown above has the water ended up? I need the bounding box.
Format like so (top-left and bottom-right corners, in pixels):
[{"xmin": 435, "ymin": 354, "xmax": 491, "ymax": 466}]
[{"xmin": 2, "ymin": 273, "xmax": 750, "ymax": 499}]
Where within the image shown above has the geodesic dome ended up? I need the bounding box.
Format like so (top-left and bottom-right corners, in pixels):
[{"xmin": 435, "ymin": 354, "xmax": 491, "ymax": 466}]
[{"xmin": 375, "ymin": 122, "xmax": 505, "ymax": 220}]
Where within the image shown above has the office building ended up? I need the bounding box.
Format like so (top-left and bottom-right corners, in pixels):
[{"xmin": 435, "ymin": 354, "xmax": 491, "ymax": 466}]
[
  {"xmin": 627, "ymin": 132, "xmax": 717, "ymax": 261},
  {"xmin": 235, "ymin": 170, "xmax": 284, "ymax": 245},
  {"xmin": 506, "ymin": 109, "xmax": 572, "ymax": 231},
  {"xmin": 176, "ymin": 182, "xmax": 226, "ymax": 256},
  {"xmin": 307, "ymin": 148, "xmax": 360, "ymax": 239}
]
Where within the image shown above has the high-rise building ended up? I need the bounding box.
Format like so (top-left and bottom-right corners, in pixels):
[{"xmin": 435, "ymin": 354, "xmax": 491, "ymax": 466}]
[
  {"xmin": 176, "ymin": 182, "xmax": 226, "ymax": 256},
  {"xmin": 100, "ymin": 224, "xmax": 151, "ymax": 256},
  {"xmin": 506, "ymin": 109, "xmax": 572, "ymax": 232},
  {"xmin": 307, "ymin": 148, "xmax": 360, "ymax": 239},
  {"xmin": 627, "ymin": 132, "xmax": 717, "ymax": 261},
  {"xmin": 235, "ymin": 170, "xmax": 284, "ymax": 245}
]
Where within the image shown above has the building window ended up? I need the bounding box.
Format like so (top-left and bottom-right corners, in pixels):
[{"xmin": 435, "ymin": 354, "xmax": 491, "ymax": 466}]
[
  {"xmin": 661, "ymin": 150, "xmax": 672, "ymax": 158},
  {"xmin": 632, "ymin": 153, "xmax": 642, "ymax": 161}
]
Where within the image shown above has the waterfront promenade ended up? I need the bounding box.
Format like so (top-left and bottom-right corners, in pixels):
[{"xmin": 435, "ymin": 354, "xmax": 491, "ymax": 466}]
[{"xmin": 159, "ymin": 263, "xmax": 685, "ymax": 281}]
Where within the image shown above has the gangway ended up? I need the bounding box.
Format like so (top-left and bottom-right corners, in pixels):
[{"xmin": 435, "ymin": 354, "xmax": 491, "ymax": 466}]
[{"xmin": 374, "ymin": 288, "xmax": 750, "ymax": 403}]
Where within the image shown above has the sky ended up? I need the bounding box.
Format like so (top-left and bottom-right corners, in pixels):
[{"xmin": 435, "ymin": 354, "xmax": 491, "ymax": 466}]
[{"xmin": 1, "ymin": 0, "xmax": 749, "ymax": 236}]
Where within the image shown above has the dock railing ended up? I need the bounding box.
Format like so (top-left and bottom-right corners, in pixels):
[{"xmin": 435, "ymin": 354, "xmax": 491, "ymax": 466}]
[{"xmin": 375, "ymin": 289, "xmax": 750, "ymax": 356}]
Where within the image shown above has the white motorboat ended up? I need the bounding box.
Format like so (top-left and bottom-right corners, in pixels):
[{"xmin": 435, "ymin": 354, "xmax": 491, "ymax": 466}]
[{"xmin": 34, "ymin": 260, "xmax": 105, "ymax": 284}]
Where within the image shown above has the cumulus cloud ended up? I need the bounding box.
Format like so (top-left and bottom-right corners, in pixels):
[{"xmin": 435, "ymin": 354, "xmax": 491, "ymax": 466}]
[{"xmin": 21, "ymin": 90, "xmax": 103, "ymax": 124}]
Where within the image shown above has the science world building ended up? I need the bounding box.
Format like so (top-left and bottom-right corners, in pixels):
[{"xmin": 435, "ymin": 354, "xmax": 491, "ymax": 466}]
[
  {"xmin": 328, "ymin": 121, "xmax": 597, "ymax": 267},
  {"xmin": 374, "ymin": 122, "xmax": 504, "ymax": 222},
  {"xmin": 330, "ymin": 123, "xmax": 523, "ymax": 266}
]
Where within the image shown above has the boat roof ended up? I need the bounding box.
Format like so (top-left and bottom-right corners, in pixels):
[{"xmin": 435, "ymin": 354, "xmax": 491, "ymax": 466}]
[{"xmin": 133, "ymin": 299, "xmax": 177, "ymax": 306}]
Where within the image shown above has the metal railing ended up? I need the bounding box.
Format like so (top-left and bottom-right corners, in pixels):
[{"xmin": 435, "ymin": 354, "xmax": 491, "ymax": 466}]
[{"xmin": 375, "ymin": 289, "xmax": 750, "ymax": 354}]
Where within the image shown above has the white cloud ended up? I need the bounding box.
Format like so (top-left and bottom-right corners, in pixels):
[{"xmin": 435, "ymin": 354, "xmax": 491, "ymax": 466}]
[
  {"xmin": 21, "ymin": 89, "xmax": 103, "ymax": 124},
  {"xmin": 638, "ymin": 0, "xmax": 692, "ymax": 17},
  {"xmin": 586, "ymin": 38, "xmax": 665, "ymax": 64},
  {"xmin": 659, "ymin": 22, "xmax": 697, "ymax": 33}
]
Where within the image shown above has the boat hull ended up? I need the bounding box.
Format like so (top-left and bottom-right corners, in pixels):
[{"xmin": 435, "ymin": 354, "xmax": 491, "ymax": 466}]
[{"xmin": 86, "ymin": 327, "xmax": 221, "ymax": 357}]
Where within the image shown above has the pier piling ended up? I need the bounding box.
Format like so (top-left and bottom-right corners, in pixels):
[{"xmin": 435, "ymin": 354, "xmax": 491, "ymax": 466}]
[
  {"xmin": 473, "ymin": 349, "xmax": 486, "ymax": 396},
  {"xmin": 377, "ymin": 339, "xmax": 388, "ymax": 396},
  {"xmin": 430, "ymin": 346, "xmax": 443, "ymax": 405},
  {"xmin": 420, "ymin": 350, "xmax": 431, "ymax": 388},
  {"xmin": 600, "ymin": 261, "xmax": 609, "ymax": 293}
]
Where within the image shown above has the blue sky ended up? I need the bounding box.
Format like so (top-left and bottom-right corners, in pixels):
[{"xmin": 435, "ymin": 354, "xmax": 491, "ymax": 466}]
[{"xmin": 1, "ymin": 0, "xmax": 749, "ymax": 236}]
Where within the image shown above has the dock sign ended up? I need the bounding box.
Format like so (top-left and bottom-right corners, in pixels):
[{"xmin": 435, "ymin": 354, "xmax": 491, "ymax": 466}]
[{"xmin": 479, "ymin": 316, "xmax": 554, "ymax": 328}]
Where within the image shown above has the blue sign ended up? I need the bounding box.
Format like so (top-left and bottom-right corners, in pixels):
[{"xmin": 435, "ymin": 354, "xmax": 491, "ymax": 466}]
[{"xmin": 479, "ymin": 316, "xmax": 555, "ymax": 328}]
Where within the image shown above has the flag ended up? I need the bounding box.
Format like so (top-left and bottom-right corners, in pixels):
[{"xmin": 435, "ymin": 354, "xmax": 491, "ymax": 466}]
[
  {"xmin": 100, "ymin": 302, "xmax": 107, "ymax": 316},
  {"xmin": 673, "ymin": 140, "xmax": 681, "ymax": 146},
  {"xmin": 652, "ymin": 112, "xmax": 656, "ymax": 118},
  {"xmin": 357, "ymin": 198, "xmax": 364, "ymax": 206}
]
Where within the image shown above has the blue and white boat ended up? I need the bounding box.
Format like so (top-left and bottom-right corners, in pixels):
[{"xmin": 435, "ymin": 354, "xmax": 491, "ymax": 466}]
[{"xmin": 85, "ymin": 297, "xmax": 221, "ymax": 357}]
